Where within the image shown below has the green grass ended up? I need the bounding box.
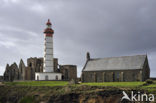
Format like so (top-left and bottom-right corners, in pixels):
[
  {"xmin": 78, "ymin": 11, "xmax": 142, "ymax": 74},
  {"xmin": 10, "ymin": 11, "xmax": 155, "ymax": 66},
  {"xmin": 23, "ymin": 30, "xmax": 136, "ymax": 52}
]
[
  {"xmin": 5, "ymin": 81, "xmax": 145, "ymax": 88},
  {"xmin": 4, "ymin": 81, "xmax": 156, "ymax": 89},
  {"xmin": 141, "ymin": 81, "xmax": 156, "ymax": 91},
  {"xmin": 81, "ymin": 82, "xmax": 145, "ymax": 87},
  {"xmin": 144, "ymin": 84, "xmax": 156, "ymax": 88},
  {"xmin": 4, "ymin": 81, "xmax": 68, "ymax": 86}
]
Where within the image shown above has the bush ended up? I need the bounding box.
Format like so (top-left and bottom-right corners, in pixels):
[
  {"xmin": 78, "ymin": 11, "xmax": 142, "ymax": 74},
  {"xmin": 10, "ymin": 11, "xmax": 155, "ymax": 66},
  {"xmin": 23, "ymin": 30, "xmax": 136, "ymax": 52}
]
[
  {"xmin": 145, "ymin": 79, "xmax": 153, "ymax": 84},
  {"xmin": 19, "ymin": 96, "xmax": 35, "ymax": 103}
]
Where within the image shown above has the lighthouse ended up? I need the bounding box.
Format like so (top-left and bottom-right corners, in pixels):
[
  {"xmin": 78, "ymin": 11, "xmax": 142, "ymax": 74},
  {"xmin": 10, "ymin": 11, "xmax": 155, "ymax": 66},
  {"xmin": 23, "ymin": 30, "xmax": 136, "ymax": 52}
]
[
  {"xmin": 44, "ymin": 19, "xmax": 54, "ymax": 72},
  {"xmin": 35, "ymin": 19, "xmax": 62, "ymax": 80}
]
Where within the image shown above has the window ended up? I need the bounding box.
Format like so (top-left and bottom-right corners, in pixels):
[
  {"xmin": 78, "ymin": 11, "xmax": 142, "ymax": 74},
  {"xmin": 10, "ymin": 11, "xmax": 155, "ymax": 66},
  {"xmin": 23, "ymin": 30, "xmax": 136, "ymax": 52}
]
[
  {"xmin": 116, "ymin": 72, "xmax": 120, "ymax": 81},
  {"xmin": 29, "ymin": 63, "xmax": 32, "ymax": 67},
  {"xmin": 113, "ymin": 72, "xmax": 115, "ymax": 82},
  {"xmin": 62, "ymin": 75, "xmax": 64, "ymax": 79},
  {"xmin": 45, "ymin": 75, "xmax": 48, "ymax": 80},
  {"xmin": 94, "ymin": 73, "xmax": 97, "ymax": 82}
]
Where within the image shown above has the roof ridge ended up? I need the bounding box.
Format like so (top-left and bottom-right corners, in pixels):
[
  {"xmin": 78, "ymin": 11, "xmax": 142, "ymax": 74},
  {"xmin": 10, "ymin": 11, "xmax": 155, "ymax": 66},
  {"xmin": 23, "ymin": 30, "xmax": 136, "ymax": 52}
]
[{"xmin": 90, "ymin": 54, "xmax": 147, "ymax": 60}]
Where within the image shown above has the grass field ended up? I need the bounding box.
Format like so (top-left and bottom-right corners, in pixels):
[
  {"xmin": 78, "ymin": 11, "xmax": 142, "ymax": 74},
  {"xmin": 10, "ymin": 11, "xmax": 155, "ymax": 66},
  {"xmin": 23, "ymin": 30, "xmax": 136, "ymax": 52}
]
[
  {"xmin": 4, "ymin": 81, "xmax": 68, "ymax": 86},
  {"xmin": 81, "ymin": 82, "xmax": 145, "ymax": 87},
  {"xmin": 3, "ymin": 81, "xmax": 156, "ymax": 89}
]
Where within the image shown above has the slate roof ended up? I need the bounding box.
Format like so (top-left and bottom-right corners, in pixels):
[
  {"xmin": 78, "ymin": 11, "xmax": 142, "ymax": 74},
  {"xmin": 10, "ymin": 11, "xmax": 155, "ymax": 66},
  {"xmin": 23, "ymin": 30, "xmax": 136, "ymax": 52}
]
[{"xmin": 83, "ymin": 55, "xmax": 147, "ymax": 71}]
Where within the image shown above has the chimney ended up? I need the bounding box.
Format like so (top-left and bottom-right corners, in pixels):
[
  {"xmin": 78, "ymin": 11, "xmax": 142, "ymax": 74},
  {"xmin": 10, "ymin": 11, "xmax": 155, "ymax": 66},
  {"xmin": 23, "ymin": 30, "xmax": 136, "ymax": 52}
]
[{"xmin": 86, "ymin": 52, "xmax": 90, "ymax": 61}]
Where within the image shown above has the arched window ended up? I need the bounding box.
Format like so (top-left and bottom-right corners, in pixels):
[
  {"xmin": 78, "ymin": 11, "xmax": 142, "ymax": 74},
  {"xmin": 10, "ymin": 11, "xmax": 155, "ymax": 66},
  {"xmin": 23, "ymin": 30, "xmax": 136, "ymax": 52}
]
[
  {"xmin": 113, "ymin": 72, "xmax": 115, "ymax": 82},
  {"xmin": 45, "ymin": 75, "xmax": 48, "ymax": 80},
  {"xmin": 29, "ymin": 63, "xmax": 32, "ymax": 67},
  {"xmin": 94, "ymin": 72, "xmax": 97, "ymax": 82},
  {"xmin": 116, "ymin": 72, "xmax": 120, "ymax": 81}
]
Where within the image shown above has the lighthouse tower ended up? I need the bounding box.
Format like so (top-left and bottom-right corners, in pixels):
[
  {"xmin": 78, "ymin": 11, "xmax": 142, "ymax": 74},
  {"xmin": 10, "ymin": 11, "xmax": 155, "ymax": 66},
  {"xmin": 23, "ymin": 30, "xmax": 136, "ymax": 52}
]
[
  {"xmin": 35, "ymin": 19, "xmax": 62, "ymax": 80},
  {"xmin": 44, "ymin": 19, "xmax": 54, "ymax": 72}
]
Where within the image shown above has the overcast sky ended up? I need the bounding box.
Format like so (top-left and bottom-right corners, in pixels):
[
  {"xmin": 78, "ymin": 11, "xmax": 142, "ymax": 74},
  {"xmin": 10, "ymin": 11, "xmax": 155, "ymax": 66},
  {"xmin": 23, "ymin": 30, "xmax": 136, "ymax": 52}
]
[{"xmin": 0, "ymin": 0, "xmax": 156, "ymax": 77}]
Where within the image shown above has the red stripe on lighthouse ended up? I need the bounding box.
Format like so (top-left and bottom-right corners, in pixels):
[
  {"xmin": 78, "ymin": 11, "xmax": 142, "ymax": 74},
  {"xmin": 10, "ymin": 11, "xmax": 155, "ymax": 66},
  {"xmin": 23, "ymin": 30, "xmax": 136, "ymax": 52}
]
[{"xmin": 45, "ymin": 33, "xmax": 52, "ymax": 37}]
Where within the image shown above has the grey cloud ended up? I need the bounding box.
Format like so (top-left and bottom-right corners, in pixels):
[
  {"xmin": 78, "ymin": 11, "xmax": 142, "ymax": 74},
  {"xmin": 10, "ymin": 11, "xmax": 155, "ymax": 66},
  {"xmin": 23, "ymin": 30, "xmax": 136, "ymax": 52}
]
[{"xmin": 0, "ymin": 0, "xmax": 156, "ymax": 77}]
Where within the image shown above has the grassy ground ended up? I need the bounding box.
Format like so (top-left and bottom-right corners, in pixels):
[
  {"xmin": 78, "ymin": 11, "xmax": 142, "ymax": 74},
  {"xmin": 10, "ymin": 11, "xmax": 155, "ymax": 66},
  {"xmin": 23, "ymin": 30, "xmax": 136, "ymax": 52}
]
[
  {"xmin": 3, "ymin": 81, "xmax": 156, "ymax": 89},
  {"xmin": 140, "ymin": 81, "xmax": 156, "ymax": 92},
  {"xmin": 4, "ymin": 81, "xmax": 68, "ymax": 86},
  {"xmin": 4, "ymin": 81, "xmax": 144, "ymax": 87},
  {"xmin": 81, "ymin": 82, "xmax": 145, "ymax": 87}
]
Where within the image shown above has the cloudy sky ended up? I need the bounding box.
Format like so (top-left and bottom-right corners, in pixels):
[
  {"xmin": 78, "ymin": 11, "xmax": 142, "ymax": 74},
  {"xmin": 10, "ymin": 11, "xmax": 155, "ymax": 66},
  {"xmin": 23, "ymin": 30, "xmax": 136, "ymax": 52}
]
[{"xmin": 0, "ymin": 0, "xmax": 156, "ymax": 77}]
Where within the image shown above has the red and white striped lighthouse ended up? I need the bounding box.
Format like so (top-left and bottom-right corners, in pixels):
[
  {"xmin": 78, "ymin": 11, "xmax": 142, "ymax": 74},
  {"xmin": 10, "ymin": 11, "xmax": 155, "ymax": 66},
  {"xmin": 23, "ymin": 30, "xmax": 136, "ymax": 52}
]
[
  {"xmin": 43, "ymin": 19, "xmax": 54, "ymax": 72},
  {"xmin": 35, "ymin": 19, "xmax": 62, "ymax": 80}
]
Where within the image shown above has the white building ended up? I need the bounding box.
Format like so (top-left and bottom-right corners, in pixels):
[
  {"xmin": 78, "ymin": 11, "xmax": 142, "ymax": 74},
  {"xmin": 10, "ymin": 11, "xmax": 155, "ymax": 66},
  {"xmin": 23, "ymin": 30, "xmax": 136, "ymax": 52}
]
[{"xmin": 35, "ymin": 19, "xmax": 62, "ymax": 80}]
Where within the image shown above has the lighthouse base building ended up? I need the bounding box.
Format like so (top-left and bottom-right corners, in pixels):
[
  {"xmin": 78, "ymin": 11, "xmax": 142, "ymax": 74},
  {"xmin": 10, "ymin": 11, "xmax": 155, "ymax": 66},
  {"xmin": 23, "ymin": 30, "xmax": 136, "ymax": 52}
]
[{"xmin": 35, "ymin": 72, "xmax": 62, "ymax": 80}]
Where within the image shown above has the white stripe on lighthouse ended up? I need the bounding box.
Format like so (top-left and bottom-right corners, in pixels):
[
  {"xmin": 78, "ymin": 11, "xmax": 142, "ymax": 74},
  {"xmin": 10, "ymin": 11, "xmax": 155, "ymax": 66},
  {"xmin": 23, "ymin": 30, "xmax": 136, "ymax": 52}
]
[{"xmin": 43, "ymin": 35, "xmax": 54, "ymax": 72}]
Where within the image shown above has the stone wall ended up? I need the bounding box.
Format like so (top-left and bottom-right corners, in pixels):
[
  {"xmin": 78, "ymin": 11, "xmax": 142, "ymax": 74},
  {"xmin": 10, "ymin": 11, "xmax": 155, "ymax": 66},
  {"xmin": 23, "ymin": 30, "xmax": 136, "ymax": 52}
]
[
  {"xmin": 60, "ymin": 65, "xmax": 77, "ymax": 81},
  {"xmin": 82, "ymin": 69, "xmax": 143, "ymax": 82},
  {"xmin": 25, "ymin": 67, "xmax": 32, "ymax": 80},
  {"xmin": 19, "ymin": 59, "xmax": 26, "ymax": 80},
  {"xmin": 26, "ymin": 57, "xmax": 44, "ymax": 80},
  {"xmin": 54, "ymin": 58, "xmax": 58, "ymax": 72}
]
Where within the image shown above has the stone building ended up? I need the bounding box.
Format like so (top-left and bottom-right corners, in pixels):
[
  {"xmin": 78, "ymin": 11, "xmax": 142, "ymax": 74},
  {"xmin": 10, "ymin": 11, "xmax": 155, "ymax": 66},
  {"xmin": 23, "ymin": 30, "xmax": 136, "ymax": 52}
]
[
  {"xmin": 60, "ymin": 65, "xmax": 77, "ymax": 81},
  {"xmin": 3, "ymin": 57, "xmax": 44, "ymax": 81},
  {"xmin": 81, "ymin": 53, "xmax": 150, "ymax": 82},
  {"xmin": 3, "ymin": 63, "xmax": 19, "ymax": 81},
  {"xmin": 3, "ymin": 57, "xmax": 77, "ymax": 81}
]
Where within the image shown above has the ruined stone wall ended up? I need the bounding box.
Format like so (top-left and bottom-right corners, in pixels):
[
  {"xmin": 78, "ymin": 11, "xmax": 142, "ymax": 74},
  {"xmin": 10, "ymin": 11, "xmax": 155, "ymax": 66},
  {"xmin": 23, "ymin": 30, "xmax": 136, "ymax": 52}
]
[
  {"xmin": 19, "ymin": 59, "xmax": 26, "ymax": 80},
  {"xmin": 26, "ymin": 57, "xmax": 43, "ymax": 80},
  {"xmin": 3, "ymin": 63, "xmax": 19, "ymax": 81},
  {"xmin": 25, "ymin": 67, "xmax": 32, "ymax": 80},
  {"xmin": 60, "ymin": 65, "xmax": 77, "ymax": 81},
  {"xmin": 54, "ymin": 58, "xmax": 58, "ymax": 72}
]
